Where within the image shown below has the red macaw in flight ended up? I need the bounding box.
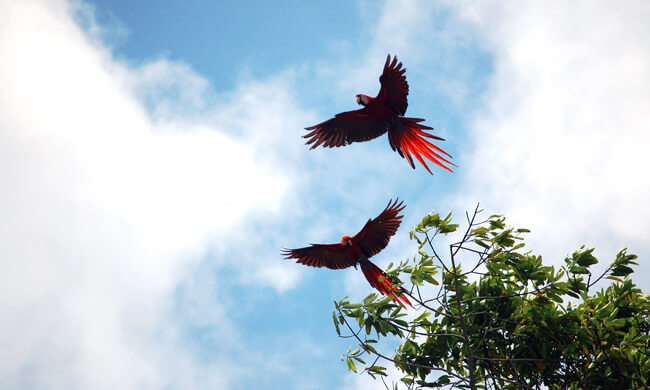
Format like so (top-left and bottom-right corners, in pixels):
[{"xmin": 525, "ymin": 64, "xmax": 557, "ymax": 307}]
[
  {"xmin": 304, "ymin": 54, "xmax": 455, "ymax": 174},
  {"xmin": 282, "ymin": 199, "xmax": 412, "ymax": 307}
]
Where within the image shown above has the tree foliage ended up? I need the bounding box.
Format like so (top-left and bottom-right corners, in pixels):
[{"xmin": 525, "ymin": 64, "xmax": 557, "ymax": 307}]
[{"xmin": 334, "ymin": 206, "xmax": 649, "ymax": 389}]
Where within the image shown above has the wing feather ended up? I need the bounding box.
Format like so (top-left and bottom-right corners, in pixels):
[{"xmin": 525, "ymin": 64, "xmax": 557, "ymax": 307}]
[
  {"xmin": 304, "ymin": 108, "xmax": 387, "ymax": 148},
  {"xmin": 352, "ymin": 199, "xmax": 406, "ymax": 258},
  {"xmin": 282, "ymin": 243, "xmax": 356, "ymax": 270},
  {"xmin": 377, "ymin": 54, "xmax": 409, "ymax": 116}
]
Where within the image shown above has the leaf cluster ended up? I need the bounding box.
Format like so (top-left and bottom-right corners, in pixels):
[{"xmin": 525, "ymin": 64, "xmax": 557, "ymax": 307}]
[{"xmin": 334, "ymin": 207, "xmax": 649, "ymax": 389}]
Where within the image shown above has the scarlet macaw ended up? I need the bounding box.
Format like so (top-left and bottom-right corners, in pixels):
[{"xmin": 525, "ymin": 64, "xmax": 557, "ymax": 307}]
[
  {"xmin": 282, "ymin": 199, "xmax": 411, "ymax": 307},
  {"xmin": 304, "ymin": 54, "xmax": 455, "ymax": 174}
]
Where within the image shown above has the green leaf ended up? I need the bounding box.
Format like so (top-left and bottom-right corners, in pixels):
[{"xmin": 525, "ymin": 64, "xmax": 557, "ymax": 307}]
[
  {"xmin": 573, "ymin": 247, "xmax": 598, "ymax": 267},
  {"xmin": 363, "ymin": 343, "xmax": 378, "ymax": 354},
  {"xmin": 436, "ymin": 375, "xmax": 451, "ymax": 385},
  {"xmin": 475, "ymin": 239, "xmax": 489, "ymax": 249},
  {"xmin": 394, "ymin": 319, "xmax": 409, "ymax": 327},
  {"xmin": 333, "ymin": 311, "xmax": 341, "ymax": 336},
  {"xmin": 363, "ymin": 294, "xmax": 377, "ymax": 305},
  {"xmin": 611, "ymin": 264, "xmax": 634, "ymax": 277},
  {"xmin": 606, "ymin": 275, "xmax": 624, "ymax": 283},
  {"xmin": 609, "ymin": 318, "xmax": 626, "ymax": 328},
  {"xmin": 413, "ymin": 311, "xmax": 431, "ymax": 322},
  {"xmin": 369, "ymin": 365, "xmax": 387, "ymax": 376},
  {"xmin": 346, "ymin": 357, "xmax": 357, "ymax": 373},
  {"xmin": 569, "ymin": 266, "xmax": 590, "ymax": 274}
]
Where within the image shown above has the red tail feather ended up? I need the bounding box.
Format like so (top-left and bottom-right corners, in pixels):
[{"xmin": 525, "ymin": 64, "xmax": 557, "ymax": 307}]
[
  {"xmin": 360, "ymin": 260, "xmax": 412, "ymax": 308},
  {"xmin": 389, "ymin": 117, "xmax": 456, "ymax": 174}
]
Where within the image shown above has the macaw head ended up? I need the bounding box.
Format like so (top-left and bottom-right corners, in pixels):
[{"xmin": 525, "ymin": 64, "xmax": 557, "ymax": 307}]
[
  {"xmin": 356, "ymin": 94, "xmax": 370, "ymax": 106},
  {"xmin": 340, "ymin": 235, "xmax": 353, "ymax": 246}
]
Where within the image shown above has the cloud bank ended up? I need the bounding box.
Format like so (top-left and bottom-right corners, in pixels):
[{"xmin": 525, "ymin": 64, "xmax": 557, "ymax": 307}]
[
  {"xmin": 450, "ymin": 1, "xmax": 650, "ymax": 272},
  {"xmin": 0, "ymin": 0, "xmax": 302, "ymax": 388}
]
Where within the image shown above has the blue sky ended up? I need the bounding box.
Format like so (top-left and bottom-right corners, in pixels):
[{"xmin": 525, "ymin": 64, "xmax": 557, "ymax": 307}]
[{"xmin": 1, "ymin": 1, "xmax": 649, "ymax": 389}]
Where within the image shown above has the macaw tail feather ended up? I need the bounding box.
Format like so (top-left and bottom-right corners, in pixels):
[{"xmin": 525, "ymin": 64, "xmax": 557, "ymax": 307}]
[
  {"xmin": 360, "ymin": 260, "xmax": 412, "ymax": 308},
  {"xmin": 388, "ymin": 117, "xmax": 456, "ymax": 174}
]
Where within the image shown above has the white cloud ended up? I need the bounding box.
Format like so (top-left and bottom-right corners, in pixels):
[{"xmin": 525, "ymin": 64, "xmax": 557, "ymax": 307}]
[
  {"xmin": 447, "ymin": 1, "xmax": 650, "ymax": 277},
  {"xmin": 0, "ymin": 0, "xmax": 302, "ymax": 388}
]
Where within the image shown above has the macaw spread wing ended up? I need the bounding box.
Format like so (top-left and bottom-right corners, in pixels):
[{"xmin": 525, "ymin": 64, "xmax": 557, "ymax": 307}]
[
  {"xmin": 377, "ymin": 54, "xmax": 409, "ymax": 116},
  {"xmin": 304, "ymin": 108, "xmax": 387, "ymax": 148},
  {"xmin": 282, "ymin": 243, "xmax": 355, "ymax": 270},
  {"xmin": 353, "ymin": 199, "xmax": 405, "ymax": 258}
]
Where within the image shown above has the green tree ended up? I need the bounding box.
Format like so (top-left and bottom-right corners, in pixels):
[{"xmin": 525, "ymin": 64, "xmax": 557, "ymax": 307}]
[{"xmin": 334, "ymin": 206, "xmax": 649, "ymax": 389}]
